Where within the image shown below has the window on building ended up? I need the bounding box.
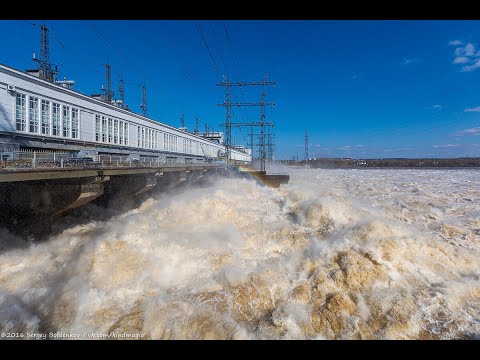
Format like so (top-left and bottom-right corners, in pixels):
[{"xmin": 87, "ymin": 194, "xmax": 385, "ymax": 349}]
[
  {"xmin": 95, "ymin": 115, "xmax": 101, "ymax": 141},
  {"xmin": 52, "ymin": 103, "xmax": 60, "ymax": 136},
  {"xmin": 71, "ymin": 108, "xmax": 79, "ymax": 139},
  {"xmin": 141, "ymin": 127, "xmax": 145, "ymax": 148},
  {"xmin": 108, "ymin": 118, "xmax": 113, "ymax": 143},
  {"xmin": 29, "ymin": 96, "xmax": 39, "ymax": 133},
  {"xmin": 102, "ymin": 116, "xmax": 107, "ymax": 142},
  {"xmin": 124, "ymin": 123, "xmax": 129, "ymax": 146},
  {"xmin": 119, "ymin": 121, "xmax": 124, "ymax": 145},
  {"xmin": 15, "ymin": 93, "xmax": 26, "ymax": 131},
  {"xmin": 62, "ymin": 105, "xmax": 70, "ymax": 137},
  {"xmin": 113, "ymin": 119, "xmax": 118, "ymax": 144},
  {"xmin": 41, "ymin": 100, "xmax": 50, "ymax": 135},
  {"xmin": 137, "ymin": 126, "xmax": 141, "ymax": 147}
]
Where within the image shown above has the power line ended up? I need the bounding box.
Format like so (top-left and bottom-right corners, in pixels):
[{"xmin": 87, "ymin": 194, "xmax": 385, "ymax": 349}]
[
  {"xmin": 193, "ymin": 20, "xmax": 223, "ymax": 80},
  {"xmin": 217, "ymin": 78, "xmax": 276, "ymax": 171},
  {"xmin": 154, "ymin": 23, "xmax": 197, "ymax": 82},
  {"xmin": 208, "ymin": 21, "xmax": 230, "ymax": 81},
  {"xmin": 87, "ymin": 22, "xmax": 147, "ymax": 81},
  {"xmin": 224, "ymin": 22, "xmax": 250, "ymax": 124}
]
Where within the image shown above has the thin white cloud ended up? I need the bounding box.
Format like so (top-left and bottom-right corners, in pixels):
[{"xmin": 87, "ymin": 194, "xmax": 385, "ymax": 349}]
[
  {"xmin": 449, "ymin": 40, "xmax": 463, "ymax": 46},
  {"xmin": 455, "ymin": 127, "xmax": 480, "ymax": 136},
  {"xmin": 453, "ymin": 56, "xmax": 469, "ymax": 64},
  {"xmin": 384, "ymin": 147, "xmax": 415, "ymax": 152},
  {"xmin": 464, "ymin": 106, "xmax": 480, "ymax": 112},
  {"xmin": 432, "ymin": 104, "xmax": 444, "ymax": 110},
  {"xmin": 402, "ymin": 57, "xmax": 421, "ymax": 65},
  {"xmin": 337, "ymin": 146, "xmax": 352, "ymax": 150},
  {"xmin": 465, "ymin": 43, "xmax": 476, "ymax": 56},
  {"xmin": 433, "ymin": 144, "xmax": 461, "ymax": 148},
  {"xmin": 450, "ymin": 42, "xmax": 480, "ymax": 72},
  {"xmin": 461, "ymin": 59, "xmax": 480, "ymax": 72},
  {"xmin": 454, "ymin": 47, "xmax": 464, "ymax": 57}
]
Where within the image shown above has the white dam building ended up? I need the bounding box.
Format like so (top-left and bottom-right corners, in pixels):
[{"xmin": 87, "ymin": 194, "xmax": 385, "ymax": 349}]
[{"xmin": 0, "ymin": 63, "xmax": 252, "ymax": 164}]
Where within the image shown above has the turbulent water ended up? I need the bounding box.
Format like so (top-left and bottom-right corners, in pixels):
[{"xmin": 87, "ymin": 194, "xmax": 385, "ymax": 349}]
[{"xmin": 1, "ymin": 167, "xmax": 479, "ymax": 339}]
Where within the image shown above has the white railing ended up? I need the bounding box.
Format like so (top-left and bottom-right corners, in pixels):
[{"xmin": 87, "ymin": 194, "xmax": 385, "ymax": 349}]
[{"xmin": 0, "ymin": 151, "xmax": 213, "ymax": 170}]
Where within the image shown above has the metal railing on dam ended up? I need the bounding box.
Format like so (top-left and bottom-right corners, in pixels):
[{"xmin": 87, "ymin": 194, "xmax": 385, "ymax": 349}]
[
  {"xmin": 0, "ymin": 164, "xmax": 221, "ymax": 183},
  {"xmin": 0, "ymin": 150, "xmax": 225, "ymax": 183},
  {"xmin": 0, "ymin": 150, "xmax": 218, "ymax": 170}
]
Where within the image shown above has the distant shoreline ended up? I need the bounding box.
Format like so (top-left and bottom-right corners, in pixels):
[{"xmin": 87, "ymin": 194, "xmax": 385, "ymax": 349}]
[
  {"xmin": 333, "ymin": 166, "xmax": 480, "ymax": 170},
  {"xmin": 279, "ymin": 157, "xmax": 480, "ymax": 169}
]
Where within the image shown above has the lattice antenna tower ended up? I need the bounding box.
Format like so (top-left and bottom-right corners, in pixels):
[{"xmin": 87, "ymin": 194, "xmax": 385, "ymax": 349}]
[
  {"xmin": 32, "ymin": 21, "xmax": 57, "ymax": 82},
  {"xmin": 102, "ymin": 63, "xmax": 113, "ymax": 104},
  {"xmin": 140, "ymin": 84, "xmax": 147, "ymax": 116}
]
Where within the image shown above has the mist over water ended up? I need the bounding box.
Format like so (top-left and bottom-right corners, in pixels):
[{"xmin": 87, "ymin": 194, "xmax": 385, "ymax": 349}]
[{"xmin": 1, "ymin": 167, "xmax": 479, "ymax": 339}]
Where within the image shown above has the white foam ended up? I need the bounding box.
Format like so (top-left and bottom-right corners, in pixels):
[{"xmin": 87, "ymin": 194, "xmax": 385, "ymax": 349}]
[{"xmin": 0, "ymin": 167, "xmax": 479, "ymax": 339}]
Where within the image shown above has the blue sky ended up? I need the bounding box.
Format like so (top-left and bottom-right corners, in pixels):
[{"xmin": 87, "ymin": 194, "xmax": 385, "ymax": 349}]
[{"xmin": 1, "ymin": 20, "xmax": 480, "ymax": 159}]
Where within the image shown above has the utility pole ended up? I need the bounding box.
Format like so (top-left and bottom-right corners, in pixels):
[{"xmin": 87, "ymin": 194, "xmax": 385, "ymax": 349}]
[
  {"xmin": 118, "ymin": 68, "xmax": 125, "ymax": 109},
  {"xmin": 181, "ymin": 113, "xmax": 185, "ymax": 128},
  {"xmin": 32, "ymin": 21, "xmax": 57, "ymax": 82},
  {"xmin": 217, "ymin": 77, "xmax": 275, "ymax": 171},
  {"xmin": 140, "ymin": 83, "xmax": 147, "ymax": 116},
  {"xmin": 259, "ymin": 81, "xmax": 267, "ymax": 171},
  {"xmin": 248, "ymin": 126, "xmax": 254, "ymax": 159},
  {"xmin": 267, "ymin": 128, "xmax": 275, "ymax": 161},
  {"xmin": 305, "ymin": 130, "xmax": 309, "ymax": 160},
  {"xmin": 102, "ymin": 63, "xmax": 113, "ymax": 104},
  {"xmin": 223, "ymin": 82, "xmax": 232, "ymax": 160}
]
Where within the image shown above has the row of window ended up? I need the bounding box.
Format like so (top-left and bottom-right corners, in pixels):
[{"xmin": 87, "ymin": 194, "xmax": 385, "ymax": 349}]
[
  {"xmin": 136, "ymin": 126, "xmax": 174, "ymax": 151},
  {"xmin": 14, "ymin": 92, "xmax": 221, "ymax": 157},
  {"xmin": 134, "ymin": 125, "xmax": 216, "ymax": 156},
  {"xmin": 95, "ymin": 115, "xmax": 129, "ymax": 146},
  {"xmin": 16, "ymin": 93, "xmax": 79, "ymax": 139}
]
